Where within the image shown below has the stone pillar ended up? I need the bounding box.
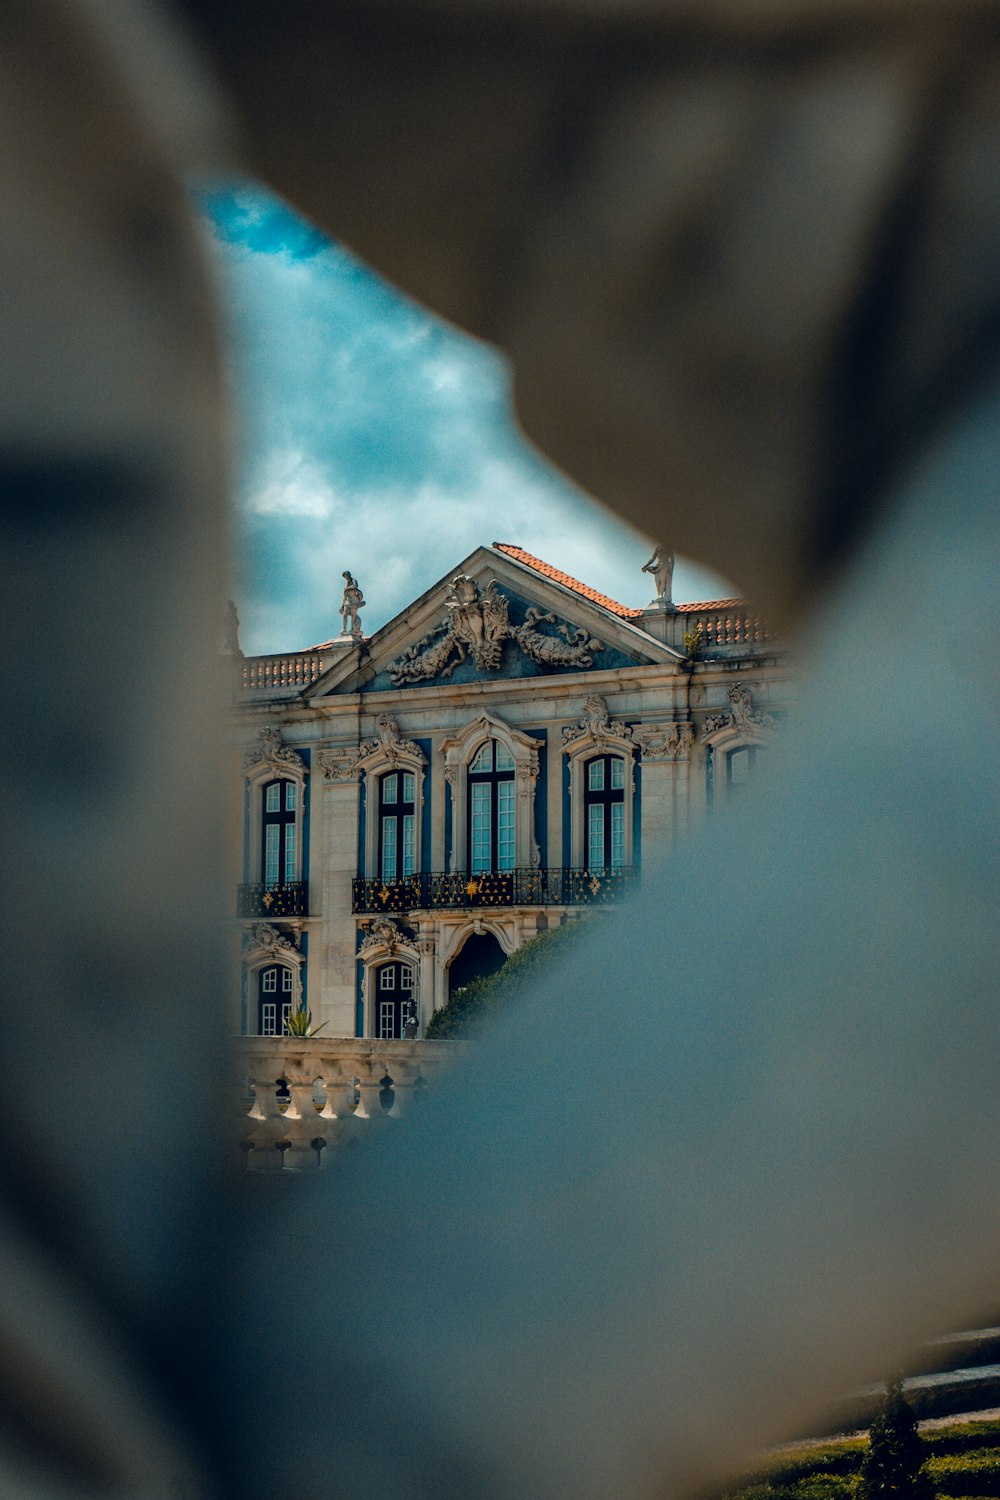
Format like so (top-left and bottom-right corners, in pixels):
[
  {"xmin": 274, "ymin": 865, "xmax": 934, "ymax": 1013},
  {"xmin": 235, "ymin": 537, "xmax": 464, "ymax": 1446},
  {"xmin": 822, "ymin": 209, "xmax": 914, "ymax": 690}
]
[
  {"xmin": 316, "ymin": 748, "xmax": 364, "ymax": 1036},
  {"xmin": 416, "ymin": 935, "xmax": 438, "ymax": 1032},
  {"xmin": 632, "ymin": 724, "xmax": 695, "ymax": 859}
]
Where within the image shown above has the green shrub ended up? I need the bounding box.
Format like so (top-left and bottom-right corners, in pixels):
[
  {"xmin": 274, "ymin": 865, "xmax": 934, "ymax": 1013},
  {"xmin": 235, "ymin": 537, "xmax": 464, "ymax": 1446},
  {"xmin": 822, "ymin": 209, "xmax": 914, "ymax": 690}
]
[
  {"xmin": 927, "ymin": 1451, "xmax": 1000, "ymax": 1496},
  {"xmin": 425, "ymin": 920, "xmax": 591, "ymax": 1038},
  {"xmin": 857, "ymin": 1376, "xmax": 933, "ymax": 1500}
]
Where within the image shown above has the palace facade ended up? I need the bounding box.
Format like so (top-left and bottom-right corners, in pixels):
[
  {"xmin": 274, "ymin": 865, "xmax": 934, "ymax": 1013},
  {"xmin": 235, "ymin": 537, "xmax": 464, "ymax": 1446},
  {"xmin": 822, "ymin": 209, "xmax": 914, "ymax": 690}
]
[{"xmin": 228, "ymin": 543, "xmax": 788, "ymax": 1039}]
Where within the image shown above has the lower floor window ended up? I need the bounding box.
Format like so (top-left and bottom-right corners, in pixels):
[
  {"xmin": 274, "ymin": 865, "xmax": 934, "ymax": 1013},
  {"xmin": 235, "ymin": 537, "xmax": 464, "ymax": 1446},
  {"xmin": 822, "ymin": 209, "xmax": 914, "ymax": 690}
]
[
  {"xmin": 374, "ymin": 960, "xmax": 416, "ymax": 1038},
  {"xmin": 258, "ymin": 963, "xmax": 294, "ymax": 1035}
]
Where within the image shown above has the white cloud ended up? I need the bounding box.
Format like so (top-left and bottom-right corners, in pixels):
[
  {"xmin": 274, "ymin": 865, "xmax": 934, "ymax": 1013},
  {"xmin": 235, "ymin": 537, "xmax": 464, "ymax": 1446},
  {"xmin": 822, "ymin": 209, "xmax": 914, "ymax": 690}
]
[{"xmin": 246, "ymin": 449, "xmax": 338, "ymax": 519}]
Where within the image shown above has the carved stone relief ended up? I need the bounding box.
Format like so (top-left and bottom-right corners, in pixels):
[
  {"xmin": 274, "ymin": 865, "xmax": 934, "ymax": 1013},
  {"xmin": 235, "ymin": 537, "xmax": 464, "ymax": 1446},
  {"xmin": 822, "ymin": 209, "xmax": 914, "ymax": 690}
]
[
  {"xmin": 631, "ymin": 722, "xmax": 695, "ymax": 761},
  {"xmin": 704, "ymin": 682, "xmax": 776, "ymax": 736},
  {"xmin": 243, "ymin": 922, "xmax": 299, "ymax": 956},
  {"xmin": 561, "ymin": 694, "xmax": 635, "ymax": 749},
  {"xmin": 318, "ymin": 744, "xmax": 364, "ymax": 782},
  {"xmin": 319, "ymin": 713, "xmax": 427, "ymax": 781},
  {"xmin": 359, "ymin": 916, "xmax": 407, "ymax": 955},
  {"xmin": 243, "ymin": 725, "xmax": 306, "ymax": 776},
  {"xmin": 357, "ymin": 713, "xmax": 426, "ymax": 768},
  {"xmin": 388, "ymin": 576, "xmax": 604, "ymax": 685}
]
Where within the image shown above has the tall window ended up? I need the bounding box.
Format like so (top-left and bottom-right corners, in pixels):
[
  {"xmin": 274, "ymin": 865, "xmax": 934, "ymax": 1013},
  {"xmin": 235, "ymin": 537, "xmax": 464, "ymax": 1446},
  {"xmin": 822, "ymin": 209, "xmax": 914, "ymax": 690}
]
[
  {"xmin": 468, "ymin": 740, "xmax": 515, "ymax": 873},
  {"xmin": 258, "ymin": 963, "xmax": 294, "ymax": 1035},
  {"xmin": 262, "ymin": 779, "xmax": 296, "ymax": 885},
  {"xmin": 584, "ymin": 755, "xmax": 626, "ymax": 871},
  {"xmin": 378, "ymin": 771, "xmax": 416, "ymax": 881}
]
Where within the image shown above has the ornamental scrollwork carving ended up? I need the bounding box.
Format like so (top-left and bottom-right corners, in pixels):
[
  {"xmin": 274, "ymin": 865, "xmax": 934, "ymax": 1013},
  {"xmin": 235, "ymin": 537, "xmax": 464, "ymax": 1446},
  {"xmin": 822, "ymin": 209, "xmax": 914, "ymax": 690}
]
[
  {"xmin": 357, "ymin": 713, "xmax": 426, "ymax": 769},
  {"xmin": 388, "ymin": 576, "xmax": 605, "ymax": 684},
  {"xmin": 359, "ymin": 916, "xmax": 406, "ymax": 955},
  {"xmin": 318, "ymin": 744, "xmax": 364, "ymax": 782},
  {"xmin": 704, "ymin": 682, "xmax": 776, "ymax": 737},
  {"xmin": 243, "ymin": 922, "xmax": 299, "ymax": 955},
  {"xmin": 561, "ymin": 695, "xmax": 635, "ymax": 750},
  {"xmin": 510, "ymin": 609, "xmax": 603, "ymax": 669},
  {"xmin": 631, "ymin": 721, "xmax": 695, "ymax": 762},
  {"xmin": 243, "ymin": 725, "xmax": 306, "ymax": 775}
]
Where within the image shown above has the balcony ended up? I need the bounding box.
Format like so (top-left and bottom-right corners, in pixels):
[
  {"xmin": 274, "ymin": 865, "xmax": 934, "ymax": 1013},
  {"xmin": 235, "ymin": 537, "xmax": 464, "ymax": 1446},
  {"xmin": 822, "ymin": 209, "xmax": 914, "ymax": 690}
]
[
  {"xmin": 352, "ymin": 867, "xmax": 637, "ymax": 914},
  {"xmin": 237, "ymin": 881, "xmax": 309, "ymax": 918}
]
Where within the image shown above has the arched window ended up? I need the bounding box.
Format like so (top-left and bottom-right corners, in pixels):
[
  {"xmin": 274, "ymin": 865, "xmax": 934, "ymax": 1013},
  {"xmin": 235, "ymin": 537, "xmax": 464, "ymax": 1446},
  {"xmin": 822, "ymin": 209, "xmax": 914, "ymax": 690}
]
[
  {"xmin": 378, "ymin": 771, "xmax": 416, "ymax": 881},
  {"xmin": 262, "ymin": 778, "xmax": 297, "ymax": 886},
  {"xmin": 258, "ymin": 962, "xmax": 294, "ymax": 1036},
  {"xmin": 584, "ymin": 754, "xmax": 626, "ymax": 871},
  {"xmin": 374, "ymin": 959, "xmax": 416, "ymax": 1039},
  {"xmin": 468, "ymin": 740, "xmax": 516, "ymax": 873}
]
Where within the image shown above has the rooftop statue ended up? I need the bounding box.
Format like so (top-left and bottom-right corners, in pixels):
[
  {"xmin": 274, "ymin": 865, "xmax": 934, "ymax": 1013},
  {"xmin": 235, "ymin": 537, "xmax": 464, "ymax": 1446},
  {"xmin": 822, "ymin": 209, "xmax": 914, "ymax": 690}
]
[{"xmin": 339, "ymin": 570, "xmax": 365, "ymax": 638}]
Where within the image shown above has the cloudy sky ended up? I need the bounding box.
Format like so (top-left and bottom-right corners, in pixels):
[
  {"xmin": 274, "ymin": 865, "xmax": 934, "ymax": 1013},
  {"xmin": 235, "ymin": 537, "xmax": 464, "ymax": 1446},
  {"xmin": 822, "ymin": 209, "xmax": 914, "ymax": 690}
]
[{"xmin": 199, "ymin": 181, "xmax": 732, "ymax": 657}]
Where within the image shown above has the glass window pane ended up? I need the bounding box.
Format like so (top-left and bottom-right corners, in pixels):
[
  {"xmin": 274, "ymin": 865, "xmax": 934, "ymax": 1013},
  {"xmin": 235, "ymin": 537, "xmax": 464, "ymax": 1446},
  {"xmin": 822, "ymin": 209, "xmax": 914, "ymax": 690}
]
[
  {"xmin": 470, "ymin": 742, "xmax": 492, "ymax": 773},
  {"xmin": 284, "ymin": 781, "xmax": 296, "ymax": 811},
  {"xmin": 382, "ymin": 773, "xmax": 397, "ymax": 805},
  {"xmin": 611, "ymin": 802, "xmax": 625, "ymax": 868},
  {"xmin": 263, "ymin": 969, "xmax": 277, "ymax": 992},
  {"xmin": 610, "ymin": 756, "xmax": 625, "ymax": 790},
  {"xmin": 281, "ymin": 968, "xmax": 293, "ymax": 992},
  {"xmin": 379, "ymin": 966, "xmax": 395, "ymax": 990},
  {"xmin": 402, "ymin": 814, "xmax": 415, "ymax": 877},
  {"xmin": 284, "ymin": 822, "xmax": 296, "ymax": 882},
  {"xmin": 265, "ymin": 783, "xmax": 280, "ymax": 813},
  {"xmin": 471, "ymin": 782, "xmax": 491, "ymax": 872},
  {"xmin": 381, "ymin": 819, "xmax": 397, "ymax": 881},
  {"xmin": 400, "ymin": 966, "xmax": 414, "ymax": 992},
  {"xmin": 497, "ymin": 779, "xmax": 515, "ymax": 870},
  {"xmin": 261, "ymin": 1003, "xmax": 276, "ymax": 1035},
  {"xmin": 588, "ymin": 803, "xmax": 604, "ymax": 870},
  {"xmin": 379, "ymin": 1001, "xmax": 395, "ymax": 1039},
  {"xmin": 588, "ymin": 759, "xmax": 604, "ymax": 791},
  {"xmin": 495, "ymin": 741, "xmax": 514, "ymax": 771},
  {"xmin": 281, "ymin": 1001, "xmax": 292, "ymax": 1030},
  {"xmin": 403, "ymin": 772, "xmax": 415, "ymax": 803},
  {"xmin": 265, "ymin": 823, "xmax": 280, "ymax": 885}
]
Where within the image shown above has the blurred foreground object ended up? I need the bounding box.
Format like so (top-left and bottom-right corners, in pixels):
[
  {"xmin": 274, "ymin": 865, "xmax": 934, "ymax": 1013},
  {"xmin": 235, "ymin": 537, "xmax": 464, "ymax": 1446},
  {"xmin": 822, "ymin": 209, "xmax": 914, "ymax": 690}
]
[{"xmin": 2, "ymin": 1, "xmax": 999, "ymax": 1498}]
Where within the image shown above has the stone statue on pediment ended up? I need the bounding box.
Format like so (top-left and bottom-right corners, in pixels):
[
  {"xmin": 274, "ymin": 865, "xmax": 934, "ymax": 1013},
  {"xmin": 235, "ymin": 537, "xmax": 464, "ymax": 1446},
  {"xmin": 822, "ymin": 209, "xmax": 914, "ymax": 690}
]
[
  {"xmin": 641, "ymin": 547, "xmax": 674, "ymax": 605},
  {"xmin": 339, "ymin": 571, "xmax": 365, "ymax": 637}
]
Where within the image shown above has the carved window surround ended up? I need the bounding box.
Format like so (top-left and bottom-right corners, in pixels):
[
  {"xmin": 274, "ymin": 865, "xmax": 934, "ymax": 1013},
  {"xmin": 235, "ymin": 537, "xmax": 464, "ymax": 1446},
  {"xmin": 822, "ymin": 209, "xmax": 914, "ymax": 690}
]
[
  {"xmin": 357, "ymin": 917, "xmax": 421, "ymax": 1037},
  {"xmin": 440, "ymin": 711, "xmax": 542, "ymax": 874},
  {"xmin": 318, "ymin": 714, "xmax": 428, "ymax": 878},
  {"xmin": 242, "ymin": 727, "xmax": 307, "ymax": 884},
  {"xmin": 561, "ymin": 696, "xmax": 637, "ymax": 870},
  {"xmin": 701, "ymin": 683, "xmax": 776, "ymax": 807},
  {"xmin": 241, "ymin": 924, "xmax": 304, "ymax": 1030}
]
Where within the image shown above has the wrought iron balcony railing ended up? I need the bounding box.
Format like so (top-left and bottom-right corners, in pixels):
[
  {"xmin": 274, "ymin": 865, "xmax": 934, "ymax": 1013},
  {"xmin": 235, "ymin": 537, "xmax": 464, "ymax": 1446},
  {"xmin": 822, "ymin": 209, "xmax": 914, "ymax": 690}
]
[
  {"xmin": 352, "ymin": 867, "xmax": 637, "ymax": 914},
  {"xmin": 237, "ymin": 881, "xmax": 309, "ymax": 918}
]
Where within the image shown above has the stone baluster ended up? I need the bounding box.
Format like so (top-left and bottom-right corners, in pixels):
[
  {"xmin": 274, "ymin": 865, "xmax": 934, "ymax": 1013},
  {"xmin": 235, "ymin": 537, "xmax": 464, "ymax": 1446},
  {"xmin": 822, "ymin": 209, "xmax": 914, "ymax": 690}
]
[{"xmin": 353, "ymin": 1059, "xmax": 388, "ymax": 1123}]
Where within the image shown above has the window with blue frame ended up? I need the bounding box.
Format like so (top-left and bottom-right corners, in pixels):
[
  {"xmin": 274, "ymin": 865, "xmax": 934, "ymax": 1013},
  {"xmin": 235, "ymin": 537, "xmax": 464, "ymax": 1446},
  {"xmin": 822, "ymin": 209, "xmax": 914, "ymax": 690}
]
[
  {"xmin": 378, "ymin": 770, "xmax": 416, "ymax": 880},
  {"xmin": 468, "ymin": 740, "xmax": 515, "ymax": 873},
  {"xmin": 584, "ymin": 754, "xmax": 625, "ymax": 871},
  {"xmin": 262, "ymin": 779, "xmax": 296, "ymax": 885}
]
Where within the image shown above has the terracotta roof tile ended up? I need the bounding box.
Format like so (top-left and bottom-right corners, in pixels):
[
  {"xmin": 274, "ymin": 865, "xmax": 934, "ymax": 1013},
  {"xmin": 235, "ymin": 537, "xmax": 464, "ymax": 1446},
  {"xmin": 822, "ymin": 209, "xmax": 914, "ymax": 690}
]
[
  {"xmin": 492, "ymin": 543, "xmax": 644, "ymax": 619},
  {"xmin": 675, "ymin": 597, "xmax": 744, "ymax": 612},
  {"xmin": 493, "ymin": 543, "xmax": 744, "ymax": 618}
]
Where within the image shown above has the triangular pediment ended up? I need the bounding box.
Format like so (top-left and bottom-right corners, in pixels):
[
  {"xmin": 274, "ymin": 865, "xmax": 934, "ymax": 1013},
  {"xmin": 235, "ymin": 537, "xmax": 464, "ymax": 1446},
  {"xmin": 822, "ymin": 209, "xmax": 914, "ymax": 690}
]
[{"xmin": 309, "ymin": 546, "xmax": 680, "ymax": 698}]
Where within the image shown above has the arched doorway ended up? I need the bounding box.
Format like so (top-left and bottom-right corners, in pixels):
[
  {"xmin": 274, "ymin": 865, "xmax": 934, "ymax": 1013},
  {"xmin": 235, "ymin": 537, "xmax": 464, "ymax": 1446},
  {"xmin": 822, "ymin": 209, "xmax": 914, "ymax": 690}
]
[{"xmin": 448, "ymin": 931, "xmax": 507, "ymax": 1000}]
